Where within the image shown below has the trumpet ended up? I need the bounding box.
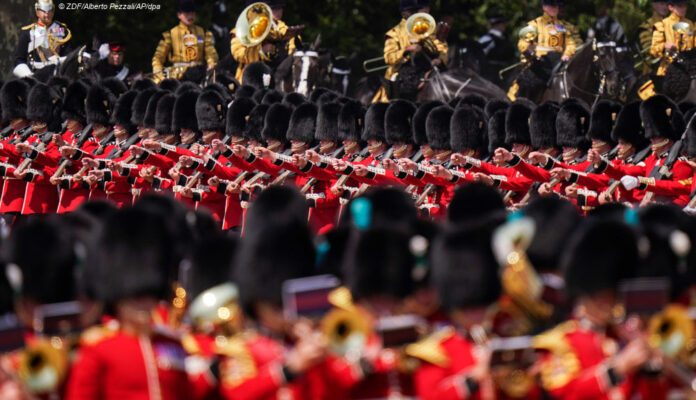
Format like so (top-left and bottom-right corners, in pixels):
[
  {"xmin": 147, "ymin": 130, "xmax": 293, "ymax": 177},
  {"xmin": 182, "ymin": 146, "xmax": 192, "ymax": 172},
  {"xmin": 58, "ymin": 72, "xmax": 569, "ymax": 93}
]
[{"xmin": 668, "ymin": 22, "xmax": 691, "ymax": 62}]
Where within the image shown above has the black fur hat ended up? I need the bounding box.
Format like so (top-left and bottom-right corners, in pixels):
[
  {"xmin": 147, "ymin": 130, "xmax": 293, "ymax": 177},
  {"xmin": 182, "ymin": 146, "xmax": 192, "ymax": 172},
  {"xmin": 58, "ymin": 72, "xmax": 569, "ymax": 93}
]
[
  {"xmin": 588, "ymin": 100, "xmax": 621, "ymax": 144},
  {"xmin": 679, "ymin": 100, "xmax": 696, "ymax": 116},
  {"xmin": 283, "ymin": 92, "xmax": 306, "ymax": 108},
  {"xmin": 309, "ymin": 87, "xmax": 331, "ymax": 104},
  {"xmin": 413, "ymin": 100, "xmax": 444, "ymax": 146},
  {"xmin": 562, "ymin": 219, "xmax": 637, "ymax": 298},
  {"xmin": 345, "ymin": 227, "xmax": 417, "ymax": 301},
  {"xmin": 244, "ymin": 103, "xmax": 269, "ymax": 142},
  {"xmin": 556, "ymin": 101, "xmax": 590, "ymax": 149},
  {"xmin": 61, "ymin": 80, "xmax": 89, "ymax": 125},
  {"xmin": 426, "ymin": 105, "xmax": 454, "ymax": 150},
  {"xmin": 155, "ymin": 93, "xmax": 176, "ymax": 135},
  {"xmin": 262, "ymin": 103, "xmax": 292, "ymax": 143},
  {"xmin": 27, "ymin": 83, "xmax": 62, "ymax": 131},
  {"xmin": 234, "ymin": 187, "xmax": 314, "ymax": 315},
  {"xmin": 226, "ymin": 97, "xmax": 257, "ymax": 137},
  {"xmin": 505, "ymin": 99, "xmax": 534, "ymax": 145},
  {"xmin": 110, "ymin": 89, "xmax": 138, "ymax": 135},
  {"xmin": 457, "ymin": 93, "xmax": 487, "ymax": 110},
  {"xmin": 338, "ymin": 100, "xmax": 365, "ymax": 142},
  {"xmin": 432, "ymin": 224, "xmax": 502, "ymax": 310},
  {"xmin": 286, "ymin": 102, "xmax": 317, "ymax": 143},
  {"xmin": 385, "ymin": 100, "xmax": 416, "ymax": 145},
  {"xmin": 204, "ymin": 82, "xmax": 232, "ymax": 103},
  {"xmin": 640, "ymin": 94, "xmax": 685, "ymax": 141},
  {"xmin": 242, "ymin": 62, "xmax": 274, "ymax": 89},
  {"xmin": 130, "ymin": 87, "xmax": 158, "ymax": 127},
  {"xmin": 143, "ymin": 90, "xmax": 168, "ymax": 129},
  {"xmin": 316, "ymin": 91, "xmax": 339, "ymax": 106},
  {"xmin": 448, "ymin": 182, "xmax": 506, "ymax": 225},
  {"xmin": 451, "ymin": 104, "xmax": 487, "ymax": 152},
  {"xmin": 175, "ymin": 81, "xmax": 200, "ymax": 96},
  {"xmin": 46, "ymin": 76, "xmax": 70, "ymax": 98},
  {"xmin": 315, "ymin": 101, "xmax": 341, "ymax": 142},
  {"xmin": 235, "ymin": 84, "xmax": 256, "ymax": 99},
  {"xmin": 158, "ymin": 78, "xmax": 180, "ymax": 92},
  {"xmin": 131, "ymin": 78, "xmax": 156, "ymax": 92},
  {"xmin": 172, "ymin": 90, "xmax": 200, "ymax": 134},
  {"xmin": 611, "ymin": 101, "xmax": 647, "ymax": 149},
  {"xmin": 361, "ymin": 102, "xmax": 389, "ymax": 142},
  {"xmin": 251, "ymin": 88, "xmax": 268, "ymax": 104},
  {"xmin": 530, "ymin": 101, "xmax": 559, "ymax": 149},
  {"xmin": 261, "ymin": 89, "xmax": 284, "ymax": 105},
  {"xmin": 196, "ymin": 90, "xmax": 226, "ymax": 132},
  {"xmin": 524, "ymin": 197, "xmax": 581, "ymax": 273},
  {"xmin": 4, "ymin": 216, "xmax": 78, "ymax": 304},
  {"xmin": 86, "ymin": 208, "xmax": 175, "ymax": 304},
  {"xmin": 1, "ymin": 80, "xmax": 31, "ymax": 121},
  {"xmin": 86, "ymin": 84, "xmax": 117, "ymax": 126},
  {"xmin": 100, "ymin": 77, "xmax": 128, "ymax": 98},
  {"xmin": 484, "ymin": 99, "xmax": 509, "ymax": 120},
  {"xmin": 488, "ymin": 109, "xmax": 508, "ymax": 153}
]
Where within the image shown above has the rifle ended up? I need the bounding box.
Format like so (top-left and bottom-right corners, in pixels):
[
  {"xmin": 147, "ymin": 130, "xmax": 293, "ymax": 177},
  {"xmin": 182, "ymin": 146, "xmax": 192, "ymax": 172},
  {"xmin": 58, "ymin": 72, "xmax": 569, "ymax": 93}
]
[
  {"xmin": 183, "ymin": 135, "xmax": 233, "ymax": 190},
  {"xmin": 92, "ymin": 130, "xmax": 116, "ymax": 156},
  {"xmin": 299, "ymin": 146, "xmax": 345, "ymax": 194},
  {"xmin": 0, "ymin": 125, "xmax": 14, "ymax": 138},
  {"xmin": 10, "ymin": 126, "xmax": 35, "ymax": 145},
  {"xmin": 354, "ymin": 147, "xmax": 395, "ymax": 198},
  {"xmin": 106, "ymin": 133, "xmax": 141, "ymax": 160},
  {"xmin": 639, "ymin": 134, "xmax": 686, "ymax": 207},
  {"xmin": 268, "ymin": 145, "xmax": 320, "ymax": 187},
  {"xmin": 52, "ymin": 123, "xmax": 94, "ymax": 179}
]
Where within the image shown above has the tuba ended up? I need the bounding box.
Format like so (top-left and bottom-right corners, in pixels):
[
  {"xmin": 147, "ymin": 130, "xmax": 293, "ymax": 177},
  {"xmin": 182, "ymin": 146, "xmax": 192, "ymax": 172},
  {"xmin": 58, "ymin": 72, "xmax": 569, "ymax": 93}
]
[
  {"xmin": 188, "ymin": 282, "xmax": 242, "ymax": 336},
  {"xmin": 235, "ymin": 2, "xmax": 275, "ymax": 48},
  {"xmin": 18, "ymin": 338, "xmax": 69, "ymax": 394},
  {"xmin": 669, "ymin": 22, "xmax": 691, "ymax": 62},
  {"xmin": 320, "ymin": 287, "xmax": 371, "ymax": 359},
  {"xmin": 518, "ymin": 25, "xmax": 538, "ymax": 43},
  {"xmin": 406, "ymin": 13, "xmax": 437, "ymax": 42}
]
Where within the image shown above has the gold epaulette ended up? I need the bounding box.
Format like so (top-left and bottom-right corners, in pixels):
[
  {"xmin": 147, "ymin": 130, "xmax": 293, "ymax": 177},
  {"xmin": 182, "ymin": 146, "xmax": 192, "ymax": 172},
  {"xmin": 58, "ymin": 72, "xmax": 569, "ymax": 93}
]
[
  {"xmin": 404, "ymin": 326, "xmax": 454, "ymax": 367},
  {"xmin": 181, "ymin": 333, "xmax": 200, "ymax": 355},
  {"xmin": 21, "ymin": 23, "xmax": 35, "ymax": 31},
  {"xmin": 533, "ymin": 321, "xmax": 581, "ymax": 391},
  {"xmin": 679, "ymin": 177, "xmax": 693, "ymax": 186},
  {"xmin": 215, "ymin": 334, "xmax": 258, "ymax": 388},
  {"xmin": 79, "ymin": 324, "xmax": 117, "ymax": 346}
]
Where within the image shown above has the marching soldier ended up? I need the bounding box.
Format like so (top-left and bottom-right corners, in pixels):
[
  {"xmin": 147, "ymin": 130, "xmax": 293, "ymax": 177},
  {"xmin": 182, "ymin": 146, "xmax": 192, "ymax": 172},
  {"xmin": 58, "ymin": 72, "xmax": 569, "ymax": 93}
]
[
  {"xmin": 230, "ymin": 0, "xmax": 302, "ymax": 83},
  {"xmin": 13, "ymin": 0, "xmax": 71, "ymax": 78},
  {"xmin": 151, "ymin": 0, "xmax": 218, "ymax": 83},
  {"xmin": 638, "ymin": 0, "xmax": 669, "ymax": 74},
  {"xmin": 373, "ymin": 0, "xmax": 448, "ymax": 102},
  {"xmin": 650, "ymin": 0, "xmax": 695, "ymax": 76}
]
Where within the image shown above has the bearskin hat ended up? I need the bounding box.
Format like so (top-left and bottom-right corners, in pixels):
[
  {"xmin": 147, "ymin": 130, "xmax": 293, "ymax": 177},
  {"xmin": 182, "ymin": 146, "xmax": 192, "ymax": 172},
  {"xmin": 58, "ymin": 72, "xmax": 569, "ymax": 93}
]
[
  {"xmin": 131, "ymin": 78, "xmax": 156, "ymax": 92},
  {"xmin": 158, "ymin": 78, "xmax": 180, "ymax": 92},
  {"xmin": 1, "ymin": 80, "xmax": 31, "ymax": 121},
  {"xmin": 588, "ymin": 100, "xmax": 621, "ymax": 144},
  {"xmin": 451, "ymin": 104, "xmax": 487, "ymax": 152},
  {"xmin": 530, "ymin": 101, "xmax": 559, "ymax": 149},
  {"xmin": 235, "ymin": 84, "xmax": 256, "ymax": 99},
  {"xmin": 130, "ymin": 87, "xmax": 158, "ymax": 127},
  {"xmin": 556, "ymin": 101, "xmax": 590, "ymax": 149},
  {"xmin": 172, "ymin": 90, "xmax": 200, "ymax": 135},
  {"xmin": 110, "ymin": 89, "xmax": 138, "ymax": 135},
  {"xmin": 242, "ymin": 62, "xmax": 274, "ymax": 90},
  {"xmin": 86, "ymin": 84, "xmax": 117, "ymax": 126},
  {"xmin": 413, "ymin": 100, "xmax": 444, "ymax": 146},
  {"xmin": 226, "ymin": 97, "xmax": 257, "ymax": 137},
  {"xmin": 261, "ymin": 89, "xmax": 284, "ymax": 105},
  {"xmin": 611, "ymin": 101, "xmax": 648, "ymax": 149},
  {"xmin": 27, "ymin": 83, "xmax": 63, "ymax": 131},
  {"xmin": 385, "ymin": 100, "xmax": 416, "ymax": 145},
  {"xmin": 286, "ymin": 102, "xmax": 317, "ymax": 143},
  {"xmin": 484, "ymin": 99, "xmax": 509, "ymax": 120},
  {"xmin": 61, "ymin": 80, "xmax": 89, "ymax": 125},
  {"xmin": 488, "ymin": 109, "xmax": 508, "ymax": 153},
  {"xmin": 143, "ymin": 89, "xmax": 168, "ymax": 129},
  {"xmin": 262, "ymin": 103, "xmax": 292, "ymax": 143},
  {"xmin": 426, "ymin": 105, "xmax": 454, "ymax": 150},
  {"xmin": 361, "ymin": 102, "xmax": 389, "ymax": 142},
  {"xmin": 175, "ymin": 81, "xmax": 201, "ymax": 96},
  {"xmin": 195, "ymin": 90, "xmax": 227, "ymax": 132},
  {"xmin": 640, "ymin": 94, "xmax": 685, "ymax": 141},
  {"xmin": 315, "ymin": 101, "xmax": 341, "ymax": 142},
  {"xmin": 505, "ymin": 99, "xmax": 535, "ymax": 145},
  {"xmin": 338, "ymin": 100, "xmax": 365, "ymax": 142},
  {"xmin": 524, "ymin": 197, "xmax": 581, "ymax": 273},
  {"xmin": 283, "ymin": 92, "xmax": 306, "ymax": 108},
  {"xmin": 244, "ymin": 103, "xmax": 269, "ymax": 142},
  {"xmin": 448, "ymin": 182, "xmax": 506, "ymax": 225},
  {"xmin": 155, "ymin": 93, "xmax": 176, "ymax": 135}
]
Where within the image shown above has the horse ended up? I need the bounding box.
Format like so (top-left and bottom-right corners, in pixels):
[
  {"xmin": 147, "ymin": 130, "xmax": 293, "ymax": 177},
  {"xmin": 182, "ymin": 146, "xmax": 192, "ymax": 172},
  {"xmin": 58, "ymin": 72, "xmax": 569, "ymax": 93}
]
[
  {"xmin": 274, "ymin": 35, "xmax": 326, "ymax": 96},
  {"xmin": 514, "ymin": 38, "xmax": 634, "ymax": 105}
]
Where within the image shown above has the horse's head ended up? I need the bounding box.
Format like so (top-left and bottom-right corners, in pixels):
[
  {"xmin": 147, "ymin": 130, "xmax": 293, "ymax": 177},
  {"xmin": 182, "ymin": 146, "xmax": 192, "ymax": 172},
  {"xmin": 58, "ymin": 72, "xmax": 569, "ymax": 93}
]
[
  {"xmin": 326, "ymin": 52, "xmax": 358, "ymax": 96},
  {"xmin": 593, "ymin": 39, "xmax": 621, "ymax": 98},
  {"xmin": 291, "ymin": 35, "xmax": 322, "ymax": 96}
]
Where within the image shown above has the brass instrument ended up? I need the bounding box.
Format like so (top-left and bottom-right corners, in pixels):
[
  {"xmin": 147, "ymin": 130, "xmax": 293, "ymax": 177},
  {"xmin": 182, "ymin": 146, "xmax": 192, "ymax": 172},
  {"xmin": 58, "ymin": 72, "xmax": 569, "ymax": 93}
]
[
  {"xmin": 18, "ymin": 338, "xmax": 69, "ymax": 394},
  {"xmin": 668, "ymin": 22, "xmax": 691, "ymax": 62},
  {"xmin": 188, "ymin": 282, "xmax": 242, "ymax": 336},
  {"xmin": 519, "ymin": 25, "xmax": 538, "ymax": 43},
  {"xmin": 405, "ymin": 13, "xmax": 436, "ymax": 42},
  {"xmin": 321, "ymin": 287, "xmax": 371, "ymax": 359},
  {"xmin": 235, "ymin": 2, "xmax": 275, "ymax": 48},
  {"xmin": 363, "ymin": 57, "xmax": 388, "ymax": 74}
]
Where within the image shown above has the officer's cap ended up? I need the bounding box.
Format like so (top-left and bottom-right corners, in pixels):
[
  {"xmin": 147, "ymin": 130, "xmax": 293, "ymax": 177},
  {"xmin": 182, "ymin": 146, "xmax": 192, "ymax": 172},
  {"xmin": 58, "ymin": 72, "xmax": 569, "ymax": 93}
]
[
  {"xmin": 178, "ymin": 0, "xmax": 196, "ymax": 12},
  {"xmin": 35, "ymin": 0, "xmax": 54, "ymax": 12}
]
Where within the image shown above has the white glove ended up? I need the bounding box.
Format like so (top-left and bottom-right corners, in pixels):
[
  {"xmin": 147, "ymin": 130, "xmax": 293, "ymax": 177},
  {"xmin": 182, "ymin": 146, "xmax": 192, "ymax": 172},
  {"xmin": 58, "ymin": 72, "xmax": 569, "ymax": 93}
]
[
  {"xmin": 12, "ymin": 63, "xmax": 33, "ymax": 78},
  {"xmin": 683, "ymin": 206, "xmax": 696, "ymax": 216},
  {"xmin": 620, "ymin": 175, "xmax": 639, "ymax": 190}
]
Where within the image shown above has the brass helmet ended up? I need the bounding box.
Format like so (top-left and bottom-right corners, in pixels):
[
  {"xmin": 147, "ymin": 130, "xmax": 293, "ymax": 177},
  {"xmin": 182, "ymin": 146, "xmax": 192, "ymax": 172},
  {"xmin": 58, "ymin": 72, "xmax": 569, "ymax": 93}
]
[{"xmin": 35, "ymin": 0, "xmax": 54, "ymax": 12}]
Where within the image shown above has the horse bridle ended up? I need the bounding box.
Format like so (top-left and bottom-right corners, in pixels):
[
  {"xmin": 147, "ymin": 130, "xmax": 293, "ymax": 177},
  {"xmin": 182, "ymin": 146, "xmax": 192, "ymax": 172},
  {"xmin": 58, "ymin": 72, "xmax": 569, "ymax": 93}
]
[
  {"xmin": 562, "ymin": 40, "xmax": 630, "ymax": 104},
  {"xmin": 293, "ymin": 50, "xmax": 318, "ymax": 96}
]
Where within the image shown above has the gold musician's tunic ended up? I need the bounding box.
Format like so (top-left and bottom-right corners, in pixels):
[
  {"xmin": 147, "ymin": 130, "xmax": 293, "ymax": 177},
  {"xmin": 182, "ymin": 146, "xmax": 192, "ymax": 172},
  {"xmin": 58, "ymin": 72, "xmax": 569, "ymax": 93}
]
[
  {"xmin": 639, "ymin": 12, "xmax": 664, "ymax": 74},
  {"xmin": 230, "ymin": 19, "xmax": 296, "ymax": 83},
  {"xmin": 152, "ymin": 22, "xmax": 218, "ymax": 83},
  {"xmin": 517, "ymin": 13, "xmax": 581, "ymax": 58},
  {"xmin": 650, "ymin": 13, "xmax": 695, "ymax": 76},
  {"xmin": 373, "ymin": 18, "xmax": 448, "ymax": 103}
]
